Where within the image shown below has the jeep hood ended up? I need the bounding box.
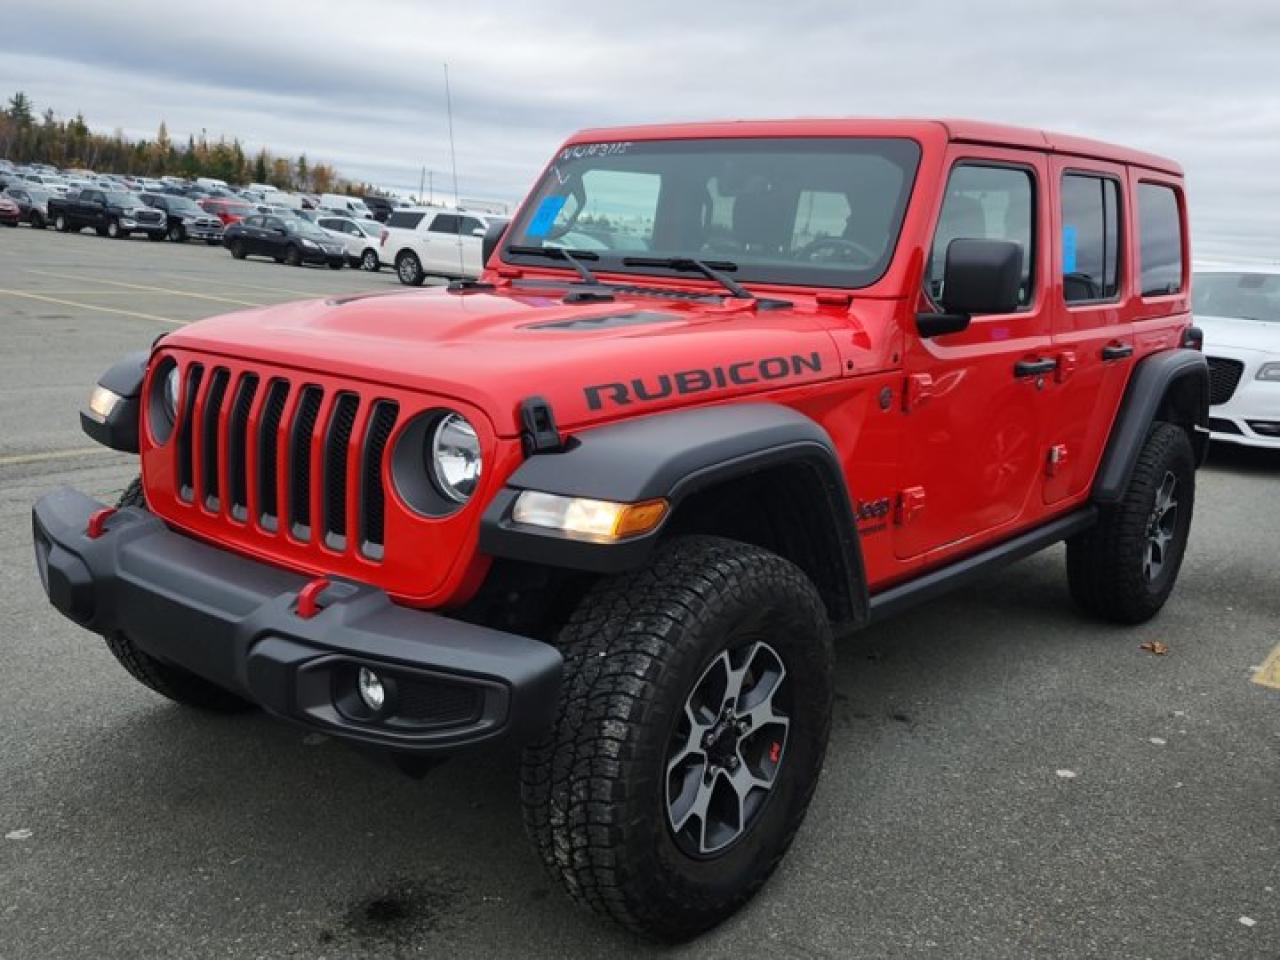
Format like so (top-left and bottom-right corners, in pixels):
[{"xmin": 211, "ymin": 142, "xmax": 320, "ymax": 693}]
[{"xmin": 161, "ymin": 287, "xmax": 861, "ymax": 436}]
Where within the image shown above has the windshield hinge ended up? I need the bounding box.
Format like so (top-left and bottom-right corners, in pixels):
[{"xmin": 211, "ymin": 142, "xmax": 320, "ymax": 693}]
[{"xmin": 520, "ymin": 396, "xmax": 563, "ymax": 457}]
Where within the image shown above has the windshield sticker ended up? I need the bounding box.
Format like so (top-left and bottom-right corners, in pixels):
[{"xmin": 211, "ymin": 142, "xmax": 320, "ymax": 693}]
[
  {"xmin": 1062, "ymin": 225, "xmax": 1078, "ymax": 274},
  {"xmin": 526, "ymin": 195, "xmax": 567, "ymax": 237},
  {"xmin": 558, "ymin": 141, "xmax": 632, "ymax": 162}
]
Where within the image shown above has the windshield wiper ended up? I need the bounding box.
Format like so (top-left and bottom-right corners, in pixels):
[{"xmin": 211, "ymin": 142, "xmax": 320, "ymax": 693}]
[
  {"xmin": 507, "ymin": 245, "xmax": 601, "ymax": 285},
  {"xmin": 622, "ymin": 256, "xmax": 752, "ymax": 300}
]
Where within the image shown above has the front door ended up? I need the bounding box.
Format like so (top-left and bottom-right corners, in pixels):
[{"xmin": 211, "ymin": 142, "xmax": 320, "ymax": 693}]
[{"xmin": 896, "ymin": 148, "xmax": 1053, "ymax": 560}]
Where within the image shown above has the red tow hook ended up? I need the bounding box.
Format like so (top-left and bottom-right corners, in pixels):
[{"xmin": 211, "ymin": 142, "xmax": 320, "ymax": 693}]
[
  {"xmin": 296, "ymin": 577, "xmax": 332, "ymax": 619},
  {"xmin": 86, "ymin": 507, "xmax": 118, "ymax": 539}
]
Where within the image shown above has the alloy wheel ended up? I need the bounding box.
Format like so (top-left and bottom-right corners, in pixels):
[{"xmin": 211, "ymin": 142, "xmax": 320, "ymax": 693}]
[
  {"xmin": 665, "ymin": 639, "xmax": 790, "ymax": 857},
  {"xmin": 1144, "ymin": 471, "xmax": 1179, "ymax": 581}
]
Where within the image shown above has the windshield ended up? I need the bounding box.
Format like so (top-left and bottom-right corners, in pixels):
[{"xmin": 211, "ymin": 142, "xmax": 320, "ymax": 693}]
[
  {"xmin": 355, "ymin": 219, "xmax": 382, "ymax": 236},
  {"xmin": 1193, "ymin": 272, "xmax": 1280, "ymax": 323},
  {"xmin": 287, "ymin": 220, "xmax": 329, "ymax": 239},
  {"xmin": 104, "ymin": 192, "xmax": 139, "ymax": 206},
  {"xmin": 169, "ymin": 199, "xmax": 202, "ymax": 214},
  {"xmin": 503, "ymin": 137, "xmax": 920, "ymax": 288}
]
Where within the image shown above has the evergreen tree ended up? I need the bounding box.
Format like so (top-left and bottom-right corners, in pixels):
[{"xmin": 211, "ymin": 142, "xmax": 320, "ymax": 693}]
[{"xmin": 6, "ymin": 91, "xmax": 34, "ymax": 126}]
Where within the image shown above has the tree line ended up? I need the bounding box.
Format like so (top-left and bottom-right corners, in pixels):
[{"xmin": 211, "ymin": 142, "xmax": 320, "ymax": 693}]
[{"xmin": 0, "ymin": 91, "xmax": 377, "ymax": 195}]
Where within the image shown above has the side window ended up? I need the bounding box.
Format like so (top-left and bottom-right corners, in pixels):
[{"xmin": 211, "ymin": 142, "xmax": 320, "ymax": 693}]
[
  {"xmin": 429, "ymin": 214, "xmax": 461, "ymax": 234},
  {"xmin": 1060, "ymin": 174, "xmax": 1121, "ymax": 303},
  {"xmin": 928, "ymin": 164, "xmax": 1035, "ymax": 307},
  {"xmin": 458, "ymin": 216, "xmax": 485, "ymax": 236},
  {"xmin": 318, "ymin": 218, "xmax": 337, "ymax": 230},
  {"xmin": 386, "ymin": 211, "xmax": 425, "ymax": 230},
  {"xmin": 1137, "ymin": 183, "xmax": 1184, "ymax": 296}
]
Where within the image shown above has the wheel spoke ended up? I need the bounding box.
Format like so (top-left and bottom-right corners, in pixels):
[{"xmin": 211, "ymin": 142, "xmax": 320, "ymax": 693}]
[{"xmin": 669, "ymin": 766, "xmax": 715, "ymax": 836}]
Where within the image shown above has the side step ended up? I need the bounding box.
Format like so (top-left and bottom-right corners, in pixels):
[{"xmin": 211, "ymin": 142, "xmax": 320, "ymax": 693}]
[{"xmin": 867, "ymin": 508, "xmax": 1097, "ymax": 623}]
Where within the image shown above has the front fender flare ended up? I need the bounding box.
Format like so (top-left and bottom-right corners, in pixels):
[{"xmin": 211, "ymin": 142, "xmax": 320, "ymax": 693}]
[{"xmin": 480, "ymin": 403, "xmax": 868, "ymax": 623}]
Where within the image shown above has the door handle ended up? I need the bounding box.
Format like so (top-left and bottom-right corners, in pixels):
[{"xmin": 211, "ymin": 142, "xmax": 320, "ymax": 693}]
[
  {"xmin": 1014, "ymin": 358, "xmax": 1058, "ymax": 378},
  {"xmin": 1101, "ymin": 343, "xmax": 1134, "ymax": 361}
]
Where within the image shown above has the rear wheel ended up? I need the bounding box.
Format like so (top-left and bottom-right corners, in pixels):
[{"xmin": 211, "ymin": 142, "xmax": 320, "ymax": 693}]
[
  {"xmin": 396, "ymin": 250, "xmax": 425, "ymax": 286},
  {"xmin": 520, "ymin": 536, "xmax": 834, "ymax": 941},
  {"xmin": 106, "ymin": 218, "xmax": 122, "ymax": 239},
  {"xmin": 1067, "ymin": 422, "xmax": 1195, "ymax": 624},
  {"xmin": 285, "ymin": 244, "xmax": 302, "ymax": 267},
  {"xmin": 103, "ymin": 477, "xmax": 253, "ymax": 713},
  {"xmin": 54, "ymin": 214, "xmax": 69, "ymax": 232},
  {"xmin": 360, "ymin": 248, "xmax": 380, "ymax": 272},
  {"xmin": 327, "ymin": 260, "xmax": 343, "ymax": 270},
  {"xmin": 168, "ymin": 223, "xmax": 185, "ymax": 242},
  {"xmin": 230, "ymin": 239, "xmax": 246, "ymax": 259}
]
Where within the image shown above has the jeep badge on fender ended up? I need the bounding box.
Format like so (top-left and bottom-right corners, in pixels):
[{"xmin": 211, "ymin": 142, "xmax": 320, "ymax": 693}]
[{"xmin": 33, "ymin": 119, "xmax": 1206, "ymax": 943}]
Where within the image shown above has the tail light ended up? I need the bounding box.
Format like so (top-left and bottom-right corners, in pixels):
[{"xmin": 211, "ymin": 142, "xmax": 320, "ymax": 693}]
[{"xmin": 380, "ymin": 229, "xmax": 388, "ymax": 247}]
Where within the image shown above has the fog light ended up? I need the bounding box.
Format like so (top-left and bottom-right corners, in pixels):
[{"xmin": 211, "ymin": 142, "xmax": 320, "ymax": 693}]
[{"xmin": 357, "ymin": 668, "xmax": 386, "ymax": 711}]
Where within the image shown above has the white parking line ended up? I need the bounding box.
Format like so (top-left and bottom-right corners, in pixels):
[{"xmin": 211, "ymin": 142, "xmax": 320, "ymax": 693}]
[
  {"xmin": 24, "ymin": 268, "xmax": 266, "ymax": 307},
  {"xmin": 0, "ymin": 287, "xmax": 182, "ymax": 325},
  {"xmin": 0, "ymin": 447, "xmax": 113, "ymax": 467}
]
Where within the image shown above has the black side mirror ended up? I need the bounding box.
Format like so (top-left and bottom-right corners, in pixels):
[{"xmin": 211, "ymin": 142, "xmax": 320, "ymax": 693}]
[
  {"xmin": 481, "ymin": 220, "xmax": 509, "ymax": 265},
  {"xmin": 917, "ymin": 238, "xmax": 1023, "ymax": 338}
]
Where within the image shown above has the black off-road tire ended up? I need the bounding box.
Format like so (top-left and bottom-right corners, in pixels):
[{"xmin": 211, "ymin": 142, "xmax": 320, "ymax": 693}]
[
  {"xmin": 520, "ymin": 536, "xmax": 834, "ymax": 941},
  {"xmin": 327, "ymin": 260, "xmax": 343, "ymax": 270},
  {"xmin": 101, "ymin": 476, "xmax": 253, "ymax": 713},
  {"xmin": 396, "ymin": 250, "xmax": 425, "ymax": 286},
  {"xmin": 106, "ymin": 218, "xmax": 122, "ymax": 239},
  {"xmin": 168, "ymin": 223, "xmax": 185, "ymax": 242},
  {"xmin": 1067, "ymin": 422, "xmax": 1195, "ymax": 624},
  {"xmin": 30, "ymin": 212, "xmax": 46, "ymax": 229}
]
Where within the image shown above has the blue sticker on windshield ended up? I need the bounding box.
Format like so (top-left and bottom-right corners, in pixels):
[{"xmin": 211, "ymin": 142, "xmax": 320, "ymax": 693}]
[
  {"xmin": 1062, "ymin": 225, "xmax": 1078, "ymax": 274},
  {"xmin": 526, "ymin": 195, "xmax": 567, "ymax": 238}
]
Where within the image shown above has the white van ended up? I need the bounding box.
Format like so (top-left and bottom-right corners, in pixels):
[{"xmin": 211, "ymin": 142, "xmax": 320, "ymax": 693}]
[
  {"xmin": 195, "ymin": 177, "xmax": 229, "ymax": 190},
  {"xmin": 248, "ymin": 182, "xmax": 279, "ymax": 194},
  {"xmin": 319, "ymin": 193, "xmax": 373, "ymax": 219}
]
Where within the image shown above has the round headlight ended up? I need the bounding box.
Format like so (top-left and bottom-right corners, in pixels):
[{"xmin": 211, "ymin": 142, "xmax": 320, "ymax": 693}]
[
  {"xmin": 429, "ymin": 413, "xmax": 482, "ymax": 503},
  {"xmin": 163, "ymin": 366, "xmax": 181, "ymax": 420}
]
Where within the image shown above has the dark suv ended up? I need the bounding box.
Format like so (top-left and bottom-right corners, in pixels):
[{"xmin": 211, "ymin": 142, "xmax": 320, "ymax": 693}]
[{"xmin": 140, "ymin": 193, "xmax": 225, "ymax": 244}]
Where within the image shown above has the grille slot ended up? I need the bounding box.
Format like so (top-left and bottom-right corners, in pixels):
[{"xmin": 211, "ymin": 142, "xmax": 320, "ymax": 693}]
[
  {"xmin": 361, "ymin": 401, "xmax": 399, "ymax": 558},
  {"xmin": 200, "ymin": 368, "xmax": 230, "ymax": 510},
  {"xmin": 324, "ymin": 393, "xmax": 360, "ymax": 549},
  {"xmin": 289, "ymin": 386, "xmax": 324, "ymax": 539},
  {"xmin": 257, "ymin": 380, "xmax": 289, "ymax": 528},
  {"xmin": 1206, "ymin": 357, "xmax": 1245, "ymax": 406},
  {"xmin": 395, "ymin": 678, "xmax": 483, "ymax": 727},
  {"xmin": 176, "ymin": 363, "xmax": 204, "ymax": 501},
  {"xmin": 227, "ymin": 374, "xmax": 259, "ymax": 520}
]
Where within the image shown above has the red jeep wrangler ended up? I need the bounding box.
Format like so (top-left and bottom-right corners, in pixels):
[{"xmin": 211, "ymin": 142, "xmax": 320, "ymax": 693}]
[{"xmin": 34, "ymin": 119, "xmax": 1208, "ymax": 941}]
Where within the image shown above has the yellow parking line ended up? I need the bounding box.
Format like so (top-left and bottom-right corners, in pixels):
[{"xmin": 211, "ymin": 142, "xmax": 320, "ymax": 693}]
[
  {"xmin": 0, "ymin": 446, "xmax": 112, "ymax": 467},
  {"xmin": 0, "ymin": 287, "xmax": 182, "ymax": 325},
  {"xmin": 24, "ymin": 268, "xmax": 264, "ymax": 307},
  {"xmin": 1252, "ymin": 644, "xmax": 1280, "ymax": 690}
]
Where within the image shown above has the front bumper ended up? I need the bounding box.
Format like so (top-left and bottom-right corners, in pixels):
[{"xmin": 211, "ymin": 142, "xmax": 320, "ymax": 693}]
[
  {"xmin": 1206, "ymin": 349, "xmax": 1280, "ymax": 449},
  {"xmin": 32, "ymin": 487, "xmax": 562, "ymax": 756},
  {"xmin": 183, "ymin": 222, "xmax": 223, "ymax": 241},
  {"xmin": 121, "ymin": 218, "xmax": 167, "ymax": 236}
]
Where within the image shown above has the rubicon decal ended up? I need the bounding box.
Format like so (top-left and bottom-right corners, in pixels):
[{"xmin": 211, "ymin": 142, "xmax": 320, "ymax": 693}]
[{"xmin": 584, "ymin": 353, "xmax": 823, "ymax": 411}]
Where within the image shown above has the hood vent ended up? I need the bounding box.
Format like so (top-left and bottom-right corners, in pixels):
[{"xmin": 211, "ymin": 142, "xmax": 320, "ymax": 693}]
[{"xmin": 527, "ymin": 310, "xmax": 680, "ymax": 332}]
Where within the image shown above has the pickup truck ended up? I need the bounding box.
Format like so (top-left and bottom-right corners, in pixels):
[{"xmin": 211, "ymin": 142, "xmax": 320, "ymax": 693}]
[{"xmin": 47, "ymin": 188, "xmax": 167, "ymax": 239}]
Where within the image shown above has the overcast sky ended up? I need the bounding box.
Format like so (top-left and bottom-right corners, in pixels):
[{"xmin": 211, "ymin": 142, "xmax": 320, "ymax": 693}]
[{"xmin": 4, "ymin": 0, "xmax": 1278, "ymax": 261}]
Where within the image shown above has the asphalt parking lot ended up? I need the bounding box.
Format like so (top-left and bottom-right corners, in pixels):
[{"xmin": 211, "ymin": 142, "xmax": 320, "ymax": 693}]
[{"xmin": 1, "ymin": 226, "xmax": 1277, "ymax": 959}]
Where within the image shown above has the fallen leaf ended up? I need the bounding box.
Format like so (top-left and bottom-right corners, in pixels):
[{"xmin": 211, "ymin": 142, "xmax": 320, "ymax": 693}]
[
  {"xmin": 1055, "ymin": 769, "xmax": 1077, "ymax": 779},
  {"xmin": 1239, "ymin": 916, "xmax": 1257, "ymax": 928},
  {"xmin": 5, "ymin": 829, "xmax": 32, "ymax": 841},
  {"xmin": 1140, "ymin": 641, "xmax": 1170, "ymax": 656}
]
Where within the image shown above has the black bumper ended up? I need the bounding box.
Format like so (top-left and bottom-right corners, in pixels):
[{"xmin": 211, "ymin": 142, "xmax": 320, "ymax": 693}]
[{"xmin": 32, "ymin": 487, "xmax": 562, "ymax": 756}]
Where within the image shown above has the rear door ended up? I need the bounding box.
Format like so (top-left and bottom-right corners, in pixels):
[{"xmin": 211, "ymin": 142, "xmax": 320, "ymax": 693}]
[
  {"xmin": 424, "ymin": 213, "xmax": 461, "ymax": 272},
  {"xmin": 1043, "ymin": 159, "xmax": 1134, "ymax": 503},
  {"xmin": 896, "ymin": 147, "xmax": 1054, "ymax": 560}
]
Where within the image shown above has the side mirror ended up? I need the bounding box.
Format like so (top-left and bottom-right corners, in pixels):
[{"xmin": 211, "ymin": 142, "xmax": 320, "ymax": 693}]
[
  {"xmin": 916, "ymin": 238, "xmax": 1023, "ymax": 338},
  {"xmin": 481, "ymin": 220, "xmax": 508, "ymax": 264},
  {"xmin": 272, "ymin": 227, "xmax": 286, "ymax": 236}
]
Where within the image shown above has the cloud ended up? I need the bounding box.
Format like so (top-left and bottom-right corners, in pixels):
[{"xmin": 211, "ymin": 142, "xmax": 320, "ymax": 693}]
[{"xmin": 3, "ymin": 0, "xmax": 1278, "ymax": 258}]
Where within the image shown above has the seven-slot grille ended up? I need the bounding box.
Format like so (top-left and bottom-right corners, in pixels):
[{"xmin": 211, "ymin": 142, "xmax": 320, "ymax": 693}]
[
  {"xmin": 172, "ymin": 361, "xmax": 399, "ymax": 559},
  {"xmin": 1206, "ymin": 356, "xmax": 1245, "ymax": 406}
]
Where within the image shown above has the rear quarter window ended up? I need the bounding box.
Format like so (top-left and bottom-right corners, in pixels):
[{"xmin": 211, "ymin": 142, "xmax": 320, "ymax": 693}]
[
  {"xmin": 1137, "ymin": 182, "xmax": 1184, "ymax": 296},
  {"xmin": 387, "ymin": 211, "xmax": 425, "ymax": 230}
]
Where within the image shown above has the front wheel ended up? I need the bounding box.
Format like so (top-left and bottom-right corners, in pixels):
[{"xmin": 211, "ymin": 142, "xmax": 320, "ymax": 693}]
[
  {"xmin": 30, "ymin": 212, "xmax": 46, "ymax": 229},
  {"xmin": 360, "ymin": 248, "xmax": 380, "ymax": 272},
  {"xmin": 229, "ymin": 239, "xmax": 246, "ymax": 260},
  {"xmin": 168, "ymin": 224, "xmax": 185, "ymax": 242},
  {"xmin": 520, "ymin": 536, "xmax": 834, "ymax": 941},
  {"xmin": 103, "ymin": 477, "xmax": 253, "ymax": 713},
  {"xmin": 327, "ymin": 260, "xmax": 343, "ymax": 270},
  {"xmin": 284, "ymin": 245, "xmax": 302, "ymax": 267},
  {"xmin": 147, "ymin": 231, "xmax": 165, "ymax": 242},
  {"xmin": 106, "ymin": 218, "xmax": 122, "ymax": 239},
  {"xmin": 1067, "ymin": 421, "xmax": 1195, "ymax": 624},
  {"xmin": 396, "ymin": 250, "xmax": 425, "ymax": 286}
]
